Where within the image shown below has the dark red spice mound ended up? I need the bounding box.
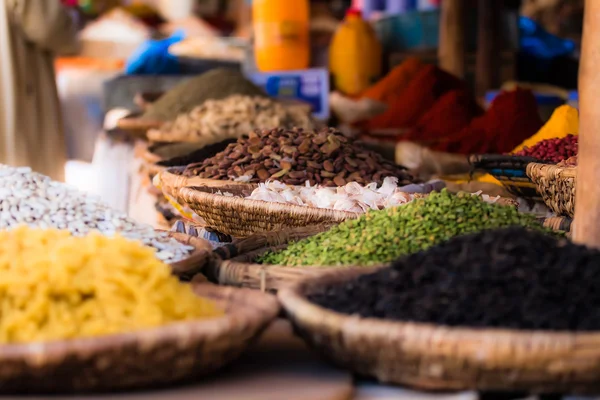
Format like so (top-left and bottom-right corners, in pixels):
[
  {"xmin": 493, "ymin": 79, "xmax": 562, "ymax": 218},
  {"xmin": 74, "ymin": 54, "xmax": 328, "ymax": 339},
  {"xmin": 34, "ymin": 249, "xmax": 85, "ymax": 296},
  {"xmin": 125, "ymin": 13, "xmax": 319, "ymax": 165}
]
[
  {"xmin": 362, "ymin": 65, "xmax": 467, "ymax": 130},
  {"xmin": 435, "ymin": 88, "xmax": 544, "ymax": 155},
  {"xmin": 513, "ymin": 134, "xmax": 578, "ymax": 163},
  {"xmin": 401, "ymin": 89, "xmax": 484, "ymax": 146}
]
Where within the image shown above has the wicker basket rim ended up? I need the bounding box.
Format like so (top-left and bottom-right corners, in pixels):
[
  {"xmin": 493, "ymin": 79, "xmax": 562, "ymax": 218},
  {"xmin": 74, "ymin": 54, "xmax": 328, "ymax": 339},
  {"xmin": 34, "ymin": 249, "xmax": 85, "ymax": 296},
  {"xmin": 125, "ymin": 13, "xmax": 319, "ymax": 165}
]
[
  {"xmin": 527, "ymin": 162, "xmax": 578, "ymax": 178},
  {"xmin": 278, "ymin": 268, "xmax": 600, "ymax": 343},
  {"xmin": 0, "ymin": 284, "xmax": 280, "ymax": 359},
  {"xmin": 179, "ymin": 186, "xmax": 362, "ymax": 221},
  {"xmin": 159, "ymin": 168, "xmax": 260, "ymax": 189},
  {"xmin": 162, "ymin": 231, "xmax": 214, "ymax": 272}
]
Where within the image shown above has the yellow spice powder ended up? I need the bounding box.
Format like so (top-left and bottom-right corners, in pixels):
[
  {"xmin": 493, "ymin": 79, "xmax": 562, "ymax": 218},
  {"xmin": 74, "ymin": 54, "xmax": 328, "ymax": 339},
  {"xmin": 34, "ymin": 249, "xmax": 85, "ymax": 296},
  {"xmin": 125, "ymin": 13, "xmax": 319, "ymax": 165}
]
[
  {"xmin": 0, "ymin": 226, "xmax": 223, "ymax": 344},
  {"xmin": 476, "ymin": 105, "xmax": 579, "ymax": 186}
]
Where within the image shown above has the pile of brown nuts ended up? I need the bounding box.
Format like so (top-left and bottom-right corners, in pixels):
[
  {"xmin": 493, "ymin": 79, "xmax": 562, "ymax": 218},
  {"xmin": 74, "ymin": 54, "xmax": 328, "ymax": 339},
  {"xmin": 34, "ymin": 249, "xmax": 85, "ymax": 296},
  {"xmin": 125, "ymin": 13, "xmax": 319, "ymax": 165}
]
[{"xmin": 182, "ymin": 127, "xmax": 415, "ymax": 187}]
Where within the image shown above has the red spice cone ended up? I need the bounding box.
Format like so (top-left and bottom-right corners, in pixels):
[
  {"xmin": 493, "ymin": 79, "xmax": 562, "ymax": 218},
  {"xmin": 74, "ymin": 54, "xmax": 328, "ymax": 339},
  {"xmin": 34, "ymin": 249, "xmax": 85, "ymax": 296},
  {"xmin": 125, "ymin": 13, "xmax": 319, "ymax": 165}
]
[
  {"xmin": 402, "ymin": 89, "xmax": 483, "ymax": 146},
  {"xmin": 362, "ymin": 65, "xmax": 468, "ymax": 131}
]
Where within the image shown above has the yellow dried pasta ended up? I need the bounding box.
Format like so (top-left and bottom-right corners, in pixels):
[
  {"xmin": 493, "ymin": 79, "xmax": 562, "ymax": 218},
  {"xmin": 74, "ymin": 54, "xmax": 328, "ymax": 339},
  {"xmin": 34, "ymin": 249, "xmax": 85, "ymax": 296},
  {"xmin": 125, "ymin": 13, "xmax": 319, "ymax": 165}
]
[{"xmin": 0, "ymin": 226, "xmax": 223, "ymax": 344}]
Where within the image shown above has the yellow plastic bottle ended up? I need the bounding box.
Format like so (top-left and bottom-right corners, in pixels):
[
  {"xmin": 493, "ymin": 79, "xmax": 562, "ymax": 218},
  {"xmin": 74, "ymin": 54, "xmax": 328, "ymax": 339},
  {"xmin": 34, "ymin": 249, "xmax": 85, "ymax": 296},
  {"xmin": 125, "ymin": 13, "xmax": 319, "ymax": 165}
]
[
  {"xmin": 329, "ymin": 9, "xmax": 382, "ymax": 96},
  {"xmin": 252, "ymin": 0, "xmax": 310, "ymax": 72}
]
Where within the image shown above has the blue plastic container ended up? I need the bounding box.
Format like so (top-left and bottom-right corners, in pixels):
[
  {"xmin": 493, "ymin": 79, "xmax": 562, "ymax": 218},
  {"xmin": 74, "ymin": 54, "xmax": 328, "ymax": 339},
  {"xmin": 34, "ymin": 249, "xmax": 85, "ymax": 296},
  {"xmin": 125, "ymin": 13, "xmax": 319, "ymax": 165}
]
[{"xmin": 568, "ymin": 91, "xmax": 578, "ymax": 109}]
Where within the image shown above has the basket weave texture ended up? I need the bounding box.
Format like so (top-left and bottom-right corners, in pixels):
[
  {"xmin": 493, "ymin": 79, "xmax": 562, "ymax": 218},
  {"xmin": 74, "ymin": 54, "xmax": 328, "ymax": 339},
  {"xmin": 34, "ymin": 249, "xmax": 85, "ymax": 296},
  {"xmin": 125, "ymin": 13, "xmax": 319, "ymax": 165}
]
[
  {"xmin": 156, "ymin": 168, "xmax": 258, "ymax": 199},
  {"xmin": 164, "ymin": 231, "xmax": 215, "ymax": 280},
  {"xmin": 541, "ymin": 216, "xmax": 572, "ymax": 233},
  {"xmin": 469, "ymin": 154, "xmax": 542, "ymax": 201},
  {"xmin": 527, "ymin": 163, "xmax": 576, "ymax": 218},
  {"xmin": 210, "ymin": 227, "xmax": 387, "ymax": 291},
  {"xmin": 177, "ymin": 185, "xmax": 360, "ymax": 238},
  {"xmin": 0, "ymin": 283, "xmax": 279, "ymax": 394},
  {"xmin": 278, "ymin": 268, "xmax": 600, "ymax": 393}
]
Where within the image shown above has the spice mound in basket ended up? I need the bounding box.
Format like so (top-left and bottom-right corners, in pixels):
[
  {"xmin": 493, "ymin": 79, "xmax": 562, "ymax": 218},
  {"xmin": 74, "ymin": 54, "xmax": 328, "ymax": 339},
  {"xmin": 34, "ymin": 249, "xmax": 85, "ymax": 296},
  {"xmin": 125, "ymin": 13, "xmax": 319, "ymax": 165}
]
[
  {"xmin": 311, "ymin": 226, "xmax": 600, "ymax": 331},
  {"xmin": 513, "ymin": 134, "xmax": 578, "ymax": 163},
  {"xmin": 142, "ymin": 68, "xmax": 267, "ymax": 122},
  {"xmin": 0, "ymin": 165, "xmax": 192, "ymax": 264},
  {"xmin": 182, "ymin": 127, "xmax": 416, "ymax": 187},
  {"xmin": 258, "ymin": 190, "xmax": 551, "ymax": 267},
  {"xmin": 148, "ymin": 95, "xmax": 318, "ymax": 143},
  {"xmin": 0, "ymin": 226, "xmax": 222, "ymax": 344}
]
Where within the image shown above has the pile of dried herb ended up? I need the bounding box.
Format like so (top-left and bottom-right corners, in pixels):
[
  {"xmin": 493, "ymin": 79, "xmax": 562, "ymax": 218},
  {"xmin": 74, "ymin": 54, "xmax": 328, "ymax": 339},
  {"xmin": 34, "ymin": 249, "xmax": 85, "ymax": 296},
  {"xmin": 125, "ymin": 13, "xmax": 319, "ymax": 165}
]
[
  {"xmin": 310, "ymin": 227, "xmax": 600, "ymax": 331},
  {"xmin": 257, "ymin": 190, "xmax": 551, "ymax": 267},
  {"xmin": 142, "ymin": 69, "xmax": 266, "ymax": 122}
]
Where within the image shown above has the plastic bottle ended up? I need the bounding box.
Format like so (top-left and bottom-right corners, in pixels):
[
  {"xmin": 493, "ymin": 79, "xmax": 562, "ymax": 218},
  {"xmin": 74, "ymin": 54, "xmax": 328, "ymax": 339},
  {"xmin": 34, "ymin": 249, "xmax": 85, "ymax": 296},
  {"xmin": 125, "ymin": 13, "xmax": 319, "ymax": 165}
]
[
  {"xmin": 329, "ymin": 9, "xmax": 382, "ymax": 96},
  {"xmin": 252, "ymin": 0, "xmax": 310, "ymax": 72}
]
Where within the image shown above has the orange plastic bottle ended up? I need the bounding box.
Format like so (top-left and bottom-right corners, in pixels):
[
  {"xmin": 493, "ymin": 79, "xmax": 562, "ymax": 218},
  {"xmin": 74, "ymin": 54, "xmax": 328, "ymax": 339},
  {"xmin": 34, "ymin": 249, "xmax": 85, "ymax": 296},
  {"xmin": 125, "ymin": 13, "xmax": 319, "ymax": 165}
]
[
  {"xmin": 329, "ymin": 9, "xmax": 382, "ymax": 96},
  {"xmin": 252, "ymin": 0, "xmax": 310, "ymax": 72}
]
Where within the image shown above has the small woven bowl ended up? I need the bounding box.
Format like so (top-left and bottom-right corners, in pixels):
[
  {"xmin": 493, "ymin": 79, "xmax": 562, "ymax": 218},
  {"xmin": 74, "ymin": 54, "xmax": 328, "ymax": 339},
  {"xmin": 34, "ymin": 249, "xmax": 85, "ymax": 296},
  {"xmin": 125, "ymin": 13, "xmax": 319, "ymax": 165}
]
[
  {"xmin": 0, "ymin": 283, "xmax": 280, "ymax": 394},
  {"xmin": 527, "ymin": 163, "xmax": 576, "ymax": 218}
]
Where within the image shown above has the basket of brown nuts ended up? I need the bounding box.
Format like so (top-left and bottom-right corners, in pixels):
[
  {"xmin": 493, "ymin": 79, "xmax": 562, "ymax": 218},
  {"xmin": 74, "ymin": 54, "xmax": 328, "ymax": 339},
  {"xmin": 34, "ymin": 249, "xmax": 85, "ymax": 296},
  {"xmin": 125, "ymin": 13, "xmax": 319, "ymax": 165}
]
[{"xmin": 164, "ymin": 127, "xmax": 416, "ymax": 237}]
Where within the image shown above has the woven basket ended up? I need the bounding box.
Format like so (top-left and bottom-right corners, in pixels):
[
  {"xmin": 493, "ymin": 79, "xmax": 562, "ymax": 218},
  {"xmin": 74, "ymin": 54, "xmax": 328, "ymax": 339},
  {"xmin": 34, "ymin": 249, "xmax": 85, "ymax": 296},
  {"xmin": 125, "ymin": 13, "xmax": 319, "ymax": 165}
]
[
  {"xmin": 469, "ymin": 154, "xmax": 544, "ymax": 201},
  {"xmin": 279, "ymin": 269, "xmax": 600, "ymax": 393},
  {"xmin": 135, "ymin": 140, "xmax": 162, "ymax": 164},
  {"xmin": 164, "ymin": 231, "xmax": 215, "ymax": 280},
  {"xmin": 116, "ymin": 117, "xmax": 164, "ymax": 138},
  {"xmin": 155, "ymin": 168, "xmax": 258, "ymax": 199},
  {"xmin": 177, "ymin": 185, "xmax": 360, "ymax": 238},
  {"xmin": 210, "ymin": 226, "xmax": 386, "ymax": 291},
  {"xmin": 0, "ymin": 283, "xmax": 279, "ymax": 394},
  {"xmin": 527, "ymin": 163, "xmax": 577, "ymax": 218},
  {"xmin": 541, "ymin": 216, "xmax": 573, "ymax": 233}
]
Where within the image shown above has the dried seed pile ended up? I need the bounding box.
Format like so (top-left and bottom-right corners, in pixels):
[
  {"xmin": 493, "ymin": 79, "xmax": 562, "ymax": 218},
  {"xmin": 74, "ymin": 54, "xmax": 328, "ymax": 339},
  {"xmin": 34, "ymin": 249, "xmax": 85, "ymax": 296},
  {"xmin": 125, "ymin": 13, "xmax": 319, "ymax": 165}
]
[
  {"xmin": 310, "ymin": 227, "xmax": 600, "ymax": 331},
  {"xmin": 257, "ymin": 190, "xmax": 549, "ymax": 267},
  {"xmin": 142, "ymin": 68, "xmax": 266, "ymax": 121},
  {"xmin": 148, "ymin": 95, "xmax": 317, "ymax": 143},
  {"xmin": 513, "ymin": 134, "xmax": 578, "ymax": 163},
  {"xmin": 0, "ymin": 165, "xmax": 193, "ymax": 264},
  {"xmin": 184, "ymin": 127, "xmax": 414, "ymax": 187}
]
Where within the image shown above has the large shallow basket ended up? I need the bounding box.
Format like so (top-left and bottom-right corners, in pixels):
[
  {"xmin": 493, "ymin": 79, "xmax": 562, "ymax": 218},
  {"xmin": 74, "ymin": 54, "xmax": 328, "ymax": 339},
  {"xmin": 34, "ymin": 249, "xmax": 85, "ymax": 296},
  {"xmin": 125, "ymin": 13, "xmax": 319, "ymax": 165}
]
[
  {"xmin": 0, "ymin": 283, "xmax": 280, "ymax": 394},
  {"xmin": 177, "ymin": 185, "xmax": 360, "ymax": 238},
  {"xmin": 278, "ymin": 269, "xmax": 600, "ymax": 393},
  {"xmin": 469, "ymin": 154, "xmax": 543, "ymax": 201},
  {"xmin": 527, "ymin": 163, "xmax": 577, "ymax": 218},
  {"xmin": 208, "ymin": 226, "xmax": 375, "ymax": 291}
]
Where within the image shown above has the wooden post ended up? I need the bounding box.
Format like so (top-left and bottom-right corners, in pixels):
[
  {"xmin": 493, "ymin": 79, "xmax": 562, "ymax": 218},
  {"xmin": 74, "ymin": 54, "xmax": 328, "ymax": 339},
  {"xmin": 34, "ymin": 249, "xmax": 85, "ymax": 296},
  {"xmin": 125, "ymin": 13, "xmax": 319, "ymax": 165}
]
[
  {"xmin": 475, "ymin": 0, "xmax": 501, "ymax": 95},
  {"xmin": 438, "ymin": 0, "xmax": 466, "ymax": 78},
  {"xmin": 573, "ymin": 0, "xmax": 600, "ymax": 247}
]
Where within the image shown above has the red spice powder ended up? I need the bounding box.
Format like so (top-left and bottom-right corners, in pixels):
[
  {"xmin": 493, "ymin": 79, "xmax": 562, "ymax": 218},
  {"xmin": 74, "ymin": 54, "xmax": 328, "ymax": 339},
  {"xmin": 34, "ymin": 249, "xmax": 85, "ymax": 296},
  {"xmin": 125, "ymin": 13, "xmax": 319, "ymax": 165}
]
[
  {"xmin": 434, "ymin": 88, "xmax": 544, "ymax": 155},
  {"xmin": 401, "ymin": 89, "xmax": 484, "ymax": 146},
  {"xmin": 360, "ymin": 56, "xmax": 424, "ymax": 103},
  {"xmin": 361, "ymin": 65, "xmax": 468, "ymax": 130}
]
